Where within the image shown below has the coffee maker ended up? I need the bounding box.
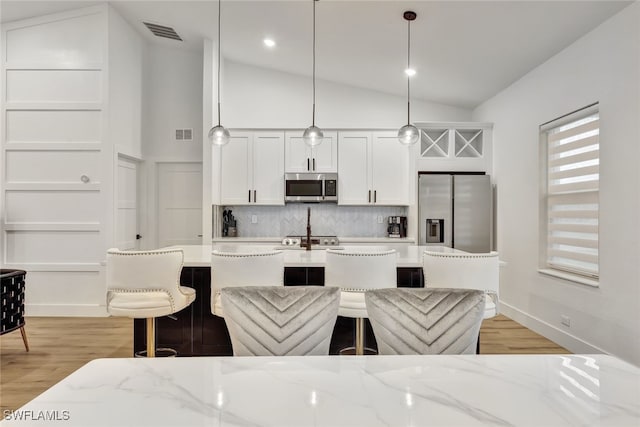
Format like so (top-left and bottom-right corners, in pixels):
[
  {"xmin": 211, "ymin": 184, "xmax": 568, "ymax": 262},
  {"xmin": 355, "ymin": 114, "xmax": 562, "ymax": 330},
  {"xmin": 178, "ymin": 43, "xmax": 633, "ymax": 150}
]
[{"xmin": 387, "ymin": 216, "xmax": 407, "ymax": 238}]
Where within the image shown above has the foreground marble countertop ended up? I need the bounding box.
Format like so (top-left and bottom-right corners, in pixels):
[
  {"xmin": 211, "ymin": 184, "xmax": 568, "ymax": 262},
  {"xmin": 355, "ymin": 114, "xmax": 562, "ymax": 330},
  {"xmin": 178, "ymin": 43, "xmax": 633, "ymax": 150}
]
[
  {"xmin": 177, "ymin": 244, "xmax": 461, "ymax": 268},
  {"xmin": 3, "ymin": 354, "xmax": 638, "ymax": 426}
]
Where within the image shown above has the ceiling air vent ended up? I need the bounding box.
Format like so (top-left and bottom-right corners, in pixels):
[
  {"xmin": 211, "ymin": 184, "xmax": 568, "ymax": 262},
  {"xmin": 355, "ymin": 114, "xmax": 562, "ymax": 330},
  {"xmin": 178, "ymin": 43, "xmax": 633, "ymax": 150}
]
[{"xmin": 143, "ymin": 22, "xmax": 182, "ymax": 41}]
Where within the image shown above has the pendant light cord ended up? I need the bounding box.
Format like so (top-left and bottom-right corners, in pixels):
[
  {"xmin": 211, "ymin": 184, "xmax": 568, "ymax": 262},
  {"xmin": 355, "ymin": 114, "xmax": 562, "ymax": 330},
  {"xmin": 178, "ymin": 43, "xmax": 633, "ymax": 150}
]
[
  {"xmin": 312, "ymin": 0, "xmax": 317, "ymax": 127},
  {"xmin": 406, "ymin": 18, "xmax": 411, "ymax": 126},
  {"xmin": 217, "ymin": 0, "xmax": 222, "ymax": 127}
]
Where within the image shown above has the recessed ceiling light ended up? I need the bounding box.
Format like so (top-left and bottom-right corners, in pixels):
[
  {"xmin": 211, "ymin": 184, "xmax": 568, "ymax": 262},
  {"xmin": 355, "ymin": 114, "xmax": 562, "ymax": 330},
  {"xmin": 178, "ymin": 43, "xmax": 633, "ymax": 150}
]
[
  {"xmin": 405, "ymin": 68, "xmax": 416, "ymax": 76},
  {"xmin": 263, "ymin": 38, "xmax": 276, "ymax": 48}
]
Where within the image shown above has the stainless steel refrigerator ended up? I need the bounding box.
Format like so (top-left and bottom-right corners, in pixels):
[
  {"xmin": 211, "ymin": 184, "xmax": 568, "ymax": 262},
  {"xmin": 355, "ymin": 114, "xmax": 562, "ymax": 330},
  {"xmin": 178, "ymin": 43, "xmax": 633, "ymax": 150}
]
[{"xmin": 418, "ymin": 174, "xmax": 492, "ymax": 253}]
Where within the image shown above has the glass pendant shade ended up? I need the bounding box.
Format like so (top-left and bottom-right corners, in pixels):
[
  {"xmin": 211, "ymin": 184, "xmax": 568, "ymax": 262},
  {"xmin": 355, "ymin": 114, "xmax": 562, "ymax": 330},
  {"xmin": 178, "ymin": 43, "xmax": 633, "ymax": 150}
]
[
  {"xmin": 209, "ymin": 125, "xmax": 230, "ymax": 146},
  {"xmin": 303, "ymin": 125, "xmax": 323, "ymax": 147},
  {"xmin": 398, "ymin": 124, "xmax": 419, "ymax": 146}
]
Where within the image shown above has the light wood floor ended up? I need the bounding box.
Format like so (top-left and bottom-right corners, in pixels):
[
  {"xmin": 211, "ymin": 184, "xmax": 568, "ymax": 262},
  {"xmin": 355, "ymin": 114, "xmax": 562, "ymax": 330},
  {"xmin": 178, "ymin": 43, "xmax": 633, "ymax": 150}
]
[{"xmin": 1, "ymin": 315, "xmax": 569, "ymax": 416}]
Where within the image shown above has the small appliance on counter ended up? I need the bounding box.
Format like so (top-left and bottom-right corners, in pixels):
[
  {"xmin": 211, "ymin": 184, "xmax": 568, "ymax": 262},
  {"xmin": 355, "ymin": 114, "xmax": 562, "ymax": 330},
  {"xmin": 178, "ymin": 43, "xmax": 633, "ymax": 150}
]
[
  {"xmin": 222, "ymin": 209, "xmax": 237, "ymax": 237},
  {"xmin": 387, "ymin": 216, "xmax": 407, "ymax": 238}
]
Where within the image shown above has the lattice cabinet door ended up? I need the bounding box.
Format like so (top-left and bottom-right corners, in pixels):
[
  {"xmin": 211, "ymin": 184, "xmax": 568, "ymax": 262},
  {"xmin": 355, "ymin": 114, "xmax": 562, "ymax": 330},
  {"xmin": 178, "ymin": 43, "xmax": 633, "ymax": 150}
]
[
  {"xmin": 420, "ymin": 128, "xmax": 450, "ymax": 158},
  {"xmin": 454, "ymin": 128, "xmax": 484, "ymax": 158}
]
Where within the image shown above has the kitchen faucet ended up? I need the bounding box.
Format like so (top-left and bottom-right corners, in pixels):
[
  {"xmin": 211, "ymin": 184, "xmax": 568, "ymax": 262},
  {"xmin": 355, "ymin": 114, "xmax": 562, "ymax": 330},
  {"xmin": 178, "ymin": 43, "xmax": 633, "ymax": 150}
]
[{"xmin": 305, "ymin": 207, "xmax": 312, "ymax": 251}]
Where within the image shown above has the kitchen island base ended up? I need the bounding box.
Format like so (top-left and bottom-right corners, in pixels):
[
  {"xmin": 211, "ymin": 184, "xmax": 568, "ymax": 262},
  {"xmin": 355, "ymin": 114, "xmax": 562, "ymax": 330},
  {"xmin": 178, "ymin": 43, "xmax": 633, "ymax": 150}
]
[{"xmin": 133, "ymin": 266, "xmax": 423, "ymax": 357}]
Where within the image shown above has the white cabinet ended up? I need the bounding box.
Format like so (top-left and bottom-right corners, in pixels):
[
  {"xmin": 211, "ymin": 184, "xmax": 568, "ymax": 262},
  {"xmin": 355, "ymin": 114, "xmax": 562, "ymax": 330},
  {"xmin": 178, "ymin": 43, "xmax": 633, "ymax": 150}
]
[
  {"xmin": 338, "ymin": 131, "xmax": 410, "ymax": 205},
  {"xmin": 219, "ymin": 131, "xmax": 284, "ymax": 205},
  {"xmin": 285, "ymin": 131, "xmax": 337, "ymax": 173},
  {"xmin": 414, "ymin": 122, "xmax": 493, "ymax": 173}
]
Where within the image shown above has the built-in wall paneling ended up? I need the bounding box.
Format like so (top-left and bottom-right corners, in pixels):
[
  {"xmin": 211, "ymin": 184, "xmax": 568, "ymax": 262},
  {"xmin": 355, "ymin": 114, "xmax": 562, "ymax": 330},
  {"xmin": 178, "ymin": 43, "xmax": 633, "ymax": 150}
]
[{"xmin": 1, "ymin": 6, "xmax": 110, "ymax": 316}]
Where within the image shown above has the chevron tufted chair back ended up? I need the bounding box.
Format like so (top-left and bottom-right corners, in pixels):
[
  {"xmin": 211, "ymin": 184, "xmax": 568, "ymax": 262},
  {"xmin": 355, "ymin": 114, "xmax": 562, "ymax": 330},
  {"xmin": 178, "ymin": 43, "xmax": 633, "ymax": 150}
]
[
  {"xmin": 365, "ymin": 288, "xmax": 485, "ymax": 355},
  {"xmin": 221, "ymin": 286, "xmax": 340, "ymax": 356}
]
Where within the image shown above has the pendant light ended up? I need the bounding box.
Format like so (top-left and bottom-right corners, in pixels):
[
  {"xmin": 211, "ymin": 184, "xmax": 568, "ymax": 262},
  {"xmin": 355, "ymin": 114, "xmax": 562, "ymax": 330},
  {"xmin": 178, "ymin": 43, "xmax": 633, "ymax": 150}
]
[
  {"xmin": 398, "ymin": 10, "xmax": 419, "ymax": 146},
  {"xmin": 302, "ymin": 0, "xmax": 323, "ymax": 147},
  {"xmin": 208, "ymin": 0, "xmax": 230, "ymax": 146}
]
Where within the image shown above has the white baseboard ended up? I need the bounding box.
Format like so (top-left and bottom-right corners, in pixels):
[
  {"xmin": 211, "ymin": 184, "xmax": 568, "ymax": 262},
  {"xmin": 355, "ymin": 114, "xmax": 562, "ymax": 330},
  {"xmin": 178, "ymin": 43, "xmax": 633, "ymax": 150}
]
[
  {"xmin": 499, "ymin": 301, "xmax": 607, "ymax": 355},
  {"xmin": 25, "ymin": 304, "xmax": 109, "ymax": 317}
]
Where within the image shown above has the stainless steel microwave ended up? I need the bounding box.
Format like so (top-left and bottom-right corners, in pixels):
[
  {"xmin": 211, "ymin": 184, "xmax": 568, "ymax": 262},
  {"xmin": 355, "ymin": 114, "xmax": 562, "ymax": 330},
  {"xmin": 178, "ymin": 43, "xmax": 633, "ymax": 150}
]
[{"xmin": 285, "ymin": 173, "xmax": 338, "ymax": 202}]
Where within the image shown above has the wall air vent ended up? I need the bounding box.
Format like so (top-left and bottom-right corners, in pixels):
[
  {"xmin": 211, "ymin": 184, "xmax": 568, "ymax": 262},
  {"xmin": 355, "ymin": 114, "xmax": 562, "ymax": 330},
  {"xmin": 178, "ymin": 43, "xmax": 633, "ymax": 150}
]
[{"xmin": 143, "ymin": 22, "xmax": 182, "ymax": 41}]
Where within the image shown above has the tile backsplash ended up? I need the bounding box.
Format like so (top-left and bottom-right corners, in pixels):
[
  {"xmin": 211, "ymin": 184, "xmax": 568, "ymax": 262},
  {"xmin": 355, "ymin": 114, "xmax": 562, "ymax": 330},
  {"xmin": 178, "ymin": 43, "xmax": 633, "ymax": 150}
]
[{"xmin": 218, "ymin": 204, "xmax": 408, "ymax": 237}]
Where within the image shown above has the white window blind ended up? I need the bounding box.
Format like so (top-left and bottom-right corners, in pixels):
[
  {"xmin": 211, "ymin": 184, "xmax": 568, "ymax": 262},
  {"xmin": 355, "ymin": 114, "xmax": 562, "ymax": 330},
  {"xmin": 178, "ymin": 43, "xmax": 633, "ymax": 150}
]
[{"xmin": 544, "ymin": 108, "xmax": 599, "ymax": 279}]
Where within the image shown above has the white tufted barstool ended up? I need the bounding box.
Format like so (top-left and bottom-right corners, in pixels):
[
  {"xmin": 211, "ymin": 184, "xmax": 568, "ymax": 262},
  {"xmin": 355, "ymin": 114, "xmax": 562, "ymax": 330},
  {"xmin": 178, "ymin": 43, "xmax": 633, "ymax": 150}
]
[
  {"xmin": 210, "ymin": 250, "xmax": 284, "ymax": 317},
  {"xmin": 423, "ymin": 251, "xmax": 499, "ymax": 318},
  {"xmin": 423, "ymin": 250, "xmax": 499, "ymax": 354},
  {"xmin": 324, "ymin": 248, "xmax": 397, "ymax": 355},
  {"xmin": 106, "ymin": 248, "xmax": 195, "ymax": 357}
]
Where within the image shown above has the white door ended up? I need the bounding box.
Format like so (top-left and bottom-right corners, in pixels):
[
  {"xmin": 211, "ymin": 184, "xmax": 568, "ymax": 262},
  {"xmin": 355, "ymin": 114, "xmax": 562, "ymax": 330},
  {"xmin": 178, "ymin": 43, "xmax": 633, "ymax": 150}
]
[
  {"xmin": 372, "ymin": 132, "xmax": 410, "ymax": 205},
  {"xmin": 338, "ymin": 132, "xmax": 371, "ymax": 205},
  {"xmin": 116, "ymin": 157, "xmax": 139, "ymax": 250},
  {"xmin": 284, "ymin": 132, "xmax": 310, "ymax": 173},
  {"xmin": 310, "ymin": 131, "xmax": 338, "ymax": 172},
  {"xmin": 158, "ymin": 162, "xmax": 203, "ymax": 247},
  {"xmin": 253, "ymin": 132, "xmax": 285, "ymax": 205},
  {"xmin": 220, "ymin": 132, "xmax": 252, "ymax": 205}
]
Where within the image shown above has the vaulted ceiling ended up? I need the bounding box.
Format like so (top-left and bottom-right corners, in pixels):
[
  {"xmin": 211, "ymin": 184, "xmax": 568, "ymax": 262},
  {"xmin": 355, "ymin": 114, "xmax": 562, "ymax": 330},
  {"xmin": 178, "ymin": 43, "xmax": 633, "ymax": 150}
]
[{"xmin": 1, "ymin": 1, "xmax": 632, "ymax": 108}]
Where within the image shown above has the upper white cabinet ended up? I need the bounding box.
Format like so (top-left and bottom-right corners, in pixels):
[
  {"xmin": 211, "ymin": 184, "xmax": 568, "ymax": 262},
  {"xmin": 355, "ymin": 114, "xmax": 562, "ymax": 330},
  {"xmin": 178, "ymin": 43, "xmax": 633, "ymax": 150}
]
[
  {"xmin": 414, "ymin": 122, "xmax": 493, "ymax": 173},
  {"xmin": 219, "ymin": 131, "xmax": 284, "ymax": 205},
  {"xmin": 338, "ymin": 131, "xmax": 410, "ymax": 205},
  {"xmin": 285, "ymin": 131, "xmax": 337, "ymax": 173}
]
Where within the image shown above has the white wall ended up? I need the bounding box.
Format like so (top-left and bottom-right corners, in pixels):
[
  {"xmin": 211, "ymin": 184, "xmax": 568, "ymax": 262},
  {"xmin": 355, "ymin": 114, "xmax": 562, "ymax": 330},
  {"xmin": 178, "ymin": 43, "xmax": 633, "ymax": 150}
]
[
  {"xmin": 473, "ymin": 3, "xmax": 640, "ymax": 365},
  {"xmin": 222, "ymin": 60, "xmax": 472, "ymax": 129},
  {"xmin": 108, "ymin": 6, "xmax": 143, "ymax": 159},
  {"xmin": 141, "ymin": 45, "xmax": 203, "ymax": 249}
]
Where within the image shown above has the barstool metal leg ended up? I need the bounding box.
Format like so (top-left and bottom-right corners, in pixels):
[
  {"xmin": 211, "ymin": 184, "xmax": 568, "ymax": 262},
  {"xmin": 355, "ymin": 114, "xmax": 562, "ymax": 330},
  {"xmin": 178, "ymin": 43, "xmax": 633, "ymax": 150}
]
[
  {"xmin": 20, "ymin": 325, "xmax": 29, "ymax": 352},
  {"xmin": 355, "ymin": 318, "xmax": 364, "ymax": 356},
  {"xmin": 146, "ymin": 318, "xmax": 155, "ymax": 358}
]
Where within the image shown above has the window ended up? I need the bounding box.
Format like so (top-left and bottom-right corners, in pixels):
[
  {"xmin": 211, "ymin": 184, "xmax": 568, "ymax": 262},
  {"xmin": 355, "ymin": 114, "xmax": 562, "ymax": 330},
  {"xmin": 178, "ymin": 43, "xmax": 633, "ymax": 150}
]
[{"xmin": 541, "ymin": 104, "xmax": 599, "ymax": 282}]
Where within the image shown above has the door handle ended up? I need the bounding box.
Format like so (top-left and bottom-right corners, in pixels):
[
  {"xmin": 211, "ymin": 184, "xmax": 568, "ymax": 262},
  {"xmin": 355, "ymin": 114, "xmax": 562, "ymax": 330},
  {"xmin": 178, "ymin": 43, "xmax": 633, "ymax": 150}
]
[
  {"xmin": 312, "ymin": 158, "xmax": 315, "ymax": 171},
  {"xmin": 248, "ymin": 189, "xmax": 251, "ymax": 203},
  {"xmin": 253, "ymin": 190, "xmax": 256, "ymax": 203},
  {"xmin": 374, "ymin": 190, "xmax": 377, "ymax": 203},
  {"xmin": 307, "ymin": 158, "xmax": 310, "ymax": 171},
  {"xmin": 368, "ymin": 190, "xmax": 371, "ymax": 203}
]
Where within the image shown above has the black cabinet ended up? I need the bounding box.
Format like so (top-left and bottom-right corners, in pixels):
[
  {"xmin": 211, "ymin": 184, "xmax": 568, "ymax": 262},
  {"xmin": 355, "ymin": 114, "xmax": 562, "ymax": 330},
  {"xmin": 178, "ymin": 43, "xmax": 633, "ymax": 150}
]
[
  {"xmin": 133, "ymin": 266, "xmax": 424, "ymax": 356},
  {"xmin": 284, "ymin": 267, "xmax": 324, "ymax": 286}
]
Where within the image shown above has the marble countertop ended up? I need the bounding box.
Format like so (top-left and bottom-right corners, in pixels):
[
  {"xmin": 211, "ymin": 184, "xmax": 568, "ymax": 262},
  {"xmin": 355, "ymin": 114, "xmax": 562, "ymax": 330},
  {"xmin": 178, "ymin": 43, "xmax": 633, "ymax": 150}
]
[
  {"xmin": 212, "ymin": 237, "xmax": 416, "ymax": 244},
  {"xmin": 176, "ymin": 245, "xmax": 461, "ymax": 268},
  {"xmin": 3, "ymin": 354, "xmax": 638, "ymax": 426}
]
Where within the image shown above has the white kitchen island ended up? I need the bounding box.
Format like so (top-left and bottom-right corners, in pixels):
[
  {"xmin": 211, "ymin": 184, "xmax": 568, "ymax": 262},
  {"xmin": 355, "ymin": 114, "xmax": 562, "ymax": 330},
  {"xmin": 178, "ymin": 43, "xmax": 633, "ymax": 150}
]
[
  {"xmin": 2, "ymin": 354, "xmax": 638, "ymax": 426},
  {"xmin": 131, "ymin": 244, "xmax": 460, "ymax": 357}
]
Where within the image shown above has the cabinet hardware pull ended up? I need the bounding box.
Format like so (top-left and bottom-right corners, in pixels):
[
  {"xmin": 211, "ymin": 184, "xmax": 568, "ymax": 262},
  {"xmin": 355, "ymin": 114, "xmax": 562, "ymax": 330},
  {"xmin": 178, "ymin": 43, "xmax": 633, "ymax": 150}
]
[
  {"xmin": 368, "ymin": 190, "xmax": 371, "ymax": 203},
  {"xmin": 313, "ymin": 158, "xmax": 315, "ymax": 171},
  {"xmin": 307, "ymin": 158, "xmax": 310, "ymax": 171},
  {"xmin": 248, "ymin": 190, "xmax": 251, "ymax": 203},
  {"xmin": 253, "ymin": 190, "xmax": 256, "ymax": 203},
  {"xmin": 374, "ymin": 190, "xmax": 377, "ymax": 203}
]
